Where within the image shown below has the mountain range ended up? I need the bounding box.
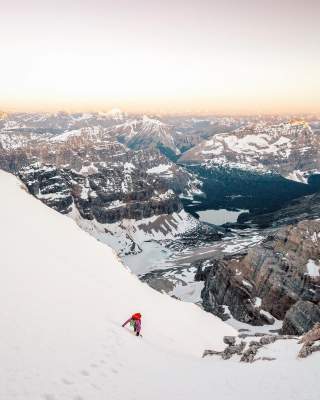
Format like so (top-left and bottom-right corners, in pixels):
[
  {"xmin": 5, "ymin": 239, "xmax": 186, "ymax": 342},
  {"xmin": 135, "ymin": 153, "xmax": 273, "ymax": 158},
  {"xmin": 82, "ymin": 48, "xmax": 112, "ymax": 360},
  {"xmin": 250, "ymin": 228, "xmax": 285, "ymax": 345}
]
[{"xmin": 0, "ymin": 110, "xmax": 320, "ymax": 334}]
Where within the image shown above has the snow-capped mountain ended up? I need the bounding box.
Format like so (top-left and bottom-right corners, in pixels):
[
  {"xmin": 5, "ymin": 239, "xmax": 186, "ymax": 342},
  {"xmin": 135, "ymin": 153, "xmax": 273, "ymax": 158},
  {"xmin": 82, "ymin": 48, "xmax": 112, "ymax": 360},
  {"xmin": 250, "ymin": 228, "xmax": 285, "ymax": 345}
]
[
  {"xmin": 107, "ymin": 115, "xmax": 180, "ymax": 157},
  {"xmin": 0, "ymin": 109, "xmax": 128, "ymax": 133},
  {"xmin": 0, "ymin": 122, "xmax": 203, "ymax": 255},
  {"xmin": 102, "ymin": 107, "xmax": 127, "ymax": 121},
  {"xmin": 0, "ymin": 121, "xmax": 201, "ymax": 197},
  {"xmin": 179, "ymin": 121, "xmax": 320, "ymax": 183},
  {"xmin": 1, "ymin": 169, "xmax": 319, "ymax": 400}
]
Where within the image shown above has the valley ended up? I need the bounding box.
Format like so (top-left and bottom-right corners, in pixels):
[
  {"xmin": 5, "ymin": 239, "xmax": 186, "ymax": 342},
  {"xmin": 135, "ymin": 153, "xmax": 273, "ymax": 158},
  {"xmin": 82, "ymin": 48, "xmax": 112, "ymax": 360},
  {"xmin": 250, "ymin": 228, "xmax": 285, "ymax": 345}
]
[{"xmin": 1, "ymin": 110, "xmax": 320, "ymax": 336}]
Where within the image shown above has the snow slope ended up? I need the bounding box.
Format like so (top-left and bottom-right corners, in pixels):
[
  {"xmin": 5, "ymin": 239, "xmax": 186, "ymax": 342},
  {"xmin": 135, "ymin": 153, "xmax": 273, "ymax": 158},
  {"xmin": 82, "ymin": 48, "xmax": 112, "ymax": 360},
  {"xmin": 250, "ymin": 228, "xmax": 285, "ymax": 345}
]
[{"xmin": 0, "ymin": 170, "xmax": 319, "ymax": 400}]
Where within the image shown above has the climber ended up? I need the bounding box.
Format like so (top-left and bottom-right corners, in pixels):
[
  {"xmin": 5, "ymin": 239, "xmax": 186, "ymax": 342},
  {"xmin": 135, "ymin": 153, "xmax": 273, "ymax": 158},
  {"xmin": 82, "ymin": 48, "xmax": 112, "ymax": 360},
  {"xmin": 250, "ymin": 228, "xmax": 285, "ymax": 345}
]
[{"xmin": 122, "ymin": 312, "xmax": 142, "ymax": 336}]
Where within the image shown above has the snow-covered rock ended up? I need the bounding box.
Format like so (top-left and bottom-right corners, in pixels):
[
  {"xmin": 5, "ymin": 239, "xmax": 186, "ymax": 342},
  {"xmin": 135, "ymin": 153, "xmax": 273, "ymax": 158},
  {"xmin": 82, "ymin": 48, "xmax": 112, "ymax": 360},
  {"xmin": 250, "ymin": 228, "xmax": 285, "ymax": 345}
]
[
  {"xmin": 107, "ymin": 115, "xmax": 180, "ymax": 155},
  {"xmin": 179, "ymin": 121, "xmax": 320, "ymax": 183},
  {"xmin": 18, "ymin": 162, "xmax": 200, "ymax": 255}
]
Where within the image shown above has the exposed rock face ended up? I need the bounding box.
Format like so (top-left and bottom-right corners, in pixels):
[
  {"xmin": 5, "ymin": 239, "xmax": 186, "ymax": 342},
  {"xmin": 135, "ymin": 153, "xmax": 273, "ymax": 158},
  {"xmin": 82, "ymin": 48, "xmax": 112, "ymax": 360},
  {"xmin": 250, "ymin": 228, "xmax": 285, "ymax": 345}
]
[
  {"xmin": 200, "ymin": 258, "xmax": 274, "ymax": 325},
  {"xmin": 107, "ymin": 115, "xmax": 180, "ymax": 156},
  {"xmin": 179, "ymin": 121, "xmax": 320, "ymax": 183},
  {"xmin": 282, "ymin": 301, "xmax": 320, "ymax": 335},
  {"xmin": 299, "ymin": 322, "xmax": 320, "ymax": 344},
  {"xmin": 298, "ymin": 322, "xmax": 320, "ymax": 358},
  {"xmin": 0, "ymin": 125, "xmax": 201, "ymax": 198},
  {"xmin": 200, "ymin": 220, "xmax": 320, "ymax": 325},
  {"xmin": 19, "ymin": 162, "xmax": 183, "ymax": 223}
]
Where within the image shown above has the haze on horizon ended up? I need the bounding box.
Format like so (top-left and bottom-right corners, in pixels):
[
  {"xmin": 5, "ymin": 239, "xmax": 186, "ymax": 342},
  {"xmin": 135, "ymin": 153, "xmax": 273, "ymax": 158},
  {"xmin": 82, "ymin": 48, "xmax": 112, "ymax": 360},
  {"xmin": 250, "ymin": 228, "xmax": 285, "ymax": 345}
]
[{"xmin": 0, "ymin": 0, "xmax": 319, "ymax": 115}]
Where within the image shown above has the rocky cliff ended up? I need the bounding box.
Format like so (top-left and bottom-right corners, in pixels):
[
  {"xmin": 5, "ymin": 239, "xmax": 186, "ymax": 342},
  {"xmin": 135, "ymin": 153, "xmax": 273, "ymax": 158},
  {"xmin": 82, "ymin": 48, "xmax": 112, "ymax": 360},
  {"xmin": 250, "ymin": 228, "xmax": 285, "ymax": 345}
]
[
  {"xmin": 179, "ymin": 121, "xmax": 320, "ymax": 184},
  {"xmin": 19, "ymin": 162, "xmax": 183, "ymax": 224},
  {"xmin": 199, "ymin": 219, "xmax": 320, "ymax": 332}
]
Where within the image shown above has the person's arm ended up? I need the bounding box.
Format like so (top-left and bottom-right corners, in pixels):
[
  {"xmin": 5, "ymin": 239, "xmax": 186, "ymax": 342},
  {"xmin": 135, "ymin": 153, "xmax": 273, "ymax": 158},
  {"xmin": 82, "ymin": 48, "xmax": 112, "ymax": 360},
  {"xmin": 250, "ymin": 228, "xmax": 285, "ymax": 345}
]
[{"xmin": 122, "ymin": 318, "xmax": 131, "ymax": 327}]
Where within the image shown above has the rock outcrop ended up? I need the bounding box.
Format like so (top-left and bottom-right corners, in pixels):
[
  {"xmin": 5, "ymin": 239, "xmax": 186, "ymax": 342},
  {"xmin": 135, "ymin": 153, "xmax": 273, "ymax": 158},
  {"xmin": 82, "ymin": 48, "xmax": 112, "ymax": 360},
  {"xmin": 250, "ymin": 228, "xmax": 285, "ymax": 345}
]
[
  {"xmin": 297, "ymin": 322, "xmax": 320, "ymax": 358},
  {"xmin": 19, "ymin": 162, "xmax": 183, "ymax": 223},
  {"xmin": 282, "ymin": 301, "xmax": 320, "ymax": 335},
  {"xmin": 203, "ymin": 333, "xmax": 297, "ymax": 362},
  {"xmin": 179, "ymin": 121, "xmax": 320, "ymax": 183},
  {"xmin": 200, "ymin": 258, "xmax": 275, "ymax": 325},
  {"xmin": 200, "ymin": 220, "xmax": 320, "ymax": 327}
]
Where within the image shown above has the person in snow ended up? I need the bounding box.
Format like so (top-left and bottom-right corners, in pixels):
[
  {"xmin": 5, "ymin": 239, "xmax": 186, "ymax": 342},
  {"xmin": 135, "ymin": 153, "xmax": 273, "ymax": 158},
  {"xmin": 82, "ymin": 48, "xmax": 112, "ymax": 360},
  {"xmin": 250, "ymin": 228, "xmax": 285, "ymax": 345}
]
[{"xmin": 122, "ymin": 313, "xmax": 142, "ymax": 336}]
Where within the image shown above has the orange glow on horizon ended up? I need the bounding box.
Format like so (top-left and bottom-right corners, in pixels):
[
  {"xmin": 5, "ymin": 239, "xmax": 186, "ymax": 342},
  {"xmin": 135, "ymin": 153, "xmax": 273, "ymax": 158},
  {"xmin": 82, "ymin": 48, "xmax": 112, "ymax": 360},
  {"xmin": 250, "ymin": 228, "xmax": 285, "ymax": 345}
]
[{"xmin": 1, "ymin": 0, "xmax": 319, "ymax": 115}]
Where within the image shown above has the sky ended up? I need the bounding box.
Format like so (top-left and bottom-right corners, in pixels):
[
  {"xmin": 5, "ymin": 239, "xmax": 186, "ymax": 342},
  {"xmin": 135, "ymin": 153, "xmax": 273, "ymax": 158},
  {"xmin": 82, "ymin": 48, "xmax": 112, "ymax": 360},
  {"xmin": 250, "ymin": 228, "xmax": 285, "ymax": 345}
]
[{"xmin": 0, "ymin": 0, "xmax": 319, "ymax": 115}]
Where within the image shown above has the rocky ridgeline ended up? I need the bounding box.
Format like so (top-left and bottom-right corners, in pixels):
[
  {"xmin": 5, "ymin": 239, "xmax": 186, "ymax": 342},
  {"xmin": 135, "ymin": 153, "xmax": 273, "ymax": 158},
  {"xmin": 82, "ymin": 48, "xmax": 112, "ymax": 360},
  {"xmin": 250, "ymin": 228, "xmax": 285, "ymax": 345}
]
[
  {"xmin": 0, "ymin": 125, "xmax": 201, "ymax": 197},
  {"xmin": 19, "ymin": 162, "xmax": 182, "ymax": 224},
  {"xmin": 0, "ymin": 122, "xmax": 202, "ymax": 226},
  {"xmin": 179, "ymin": 121, "xmax": 320, "ymax": 182},
  {"xmin": 197, "ymin": 219, "xmax": 320, "ymax": 333},
  {"xmin": 203, "ymin": 324, "xmax": 320, "ymax": 362}
]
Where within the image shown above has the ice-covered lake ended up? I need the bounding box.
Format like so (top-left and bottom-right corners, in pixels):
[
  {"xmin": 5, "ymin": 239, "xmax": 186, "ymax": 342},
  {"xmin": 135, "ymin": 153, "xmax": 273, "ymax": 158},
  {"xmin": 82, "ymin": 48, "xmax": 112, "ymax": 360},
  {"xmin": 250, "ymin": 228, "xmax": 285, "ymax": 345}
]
[{"xmin": 196, "ymin": 208, "xmax": 248, "ymax": 225}]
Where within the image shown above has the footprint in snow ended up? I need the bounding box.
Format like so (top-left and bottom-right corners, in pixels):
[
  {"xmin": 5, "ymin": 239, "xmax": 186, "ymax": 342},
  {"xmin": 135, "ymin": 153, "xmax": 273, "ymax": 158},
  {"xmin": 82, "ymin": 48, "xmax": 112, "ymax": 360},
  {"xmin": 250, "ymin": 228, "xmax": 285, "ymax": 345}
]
[
  {"xmin": 42, "ymin": 395, "xmax": 56, "ymax": 400},
  {"xmin": 111, "ymin": 368, "xmax": 118, "ymax": 374},
  {"xmin": 61, "ymin": 378, "xmax": 74, "ymax": 385}
]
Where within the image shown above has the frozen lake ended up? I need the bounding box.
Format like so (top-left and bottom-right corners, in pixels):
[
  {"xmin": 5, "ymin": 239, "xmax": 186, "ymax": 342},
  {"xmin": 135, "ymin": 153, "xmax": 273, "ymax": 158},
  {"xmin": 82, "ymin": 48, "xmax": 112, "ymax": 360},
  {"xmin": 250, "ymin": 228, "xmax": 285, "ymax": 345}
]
[{"xmin": 196, "ymin": 208, "xmax": 248, "ymax": 225}]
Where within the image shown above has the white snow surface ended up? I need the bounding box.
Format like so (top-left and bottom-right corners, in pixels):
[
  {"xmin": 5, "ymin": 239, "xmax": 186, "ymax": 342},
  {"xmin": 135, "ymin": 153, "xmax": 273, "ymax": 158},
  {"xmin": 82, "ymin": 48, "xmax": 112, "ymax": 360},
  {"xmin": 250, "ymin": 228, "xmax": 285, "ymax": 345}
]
[
  {"xmin": 146, "ymin": 163, "xmax": 172, "ymax": 175},
  {"xmin": 305, "ymin": 259, "xmax": 320, "ymax": 277},
  {"xmin": 1, "ymin": 170, "xmax": 320, "ymax": 400},
  {"xmin": 286, "ymin": 169, "xmax": 309, "ymax": 184}
]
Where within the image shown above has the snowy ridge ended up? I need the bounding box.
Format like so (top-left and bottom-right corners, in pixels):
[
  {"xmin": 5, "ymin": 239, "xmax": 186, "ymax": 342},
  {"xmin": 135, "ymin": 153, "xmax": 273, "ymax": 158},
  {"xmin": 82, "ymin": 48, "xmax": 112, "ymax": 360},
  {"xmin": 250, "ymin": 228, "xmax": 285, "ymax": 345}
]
[
  {"xmin": 70, "ymin": 207, "xmax": 199, "ymax": 256},
  {"xmin": 107, "ymin": 115, "xmax": 180, "ymax": 154},
  {"xmin": 0, "ymin": 131, "xmax": 51, "ymax": 150},
  {"xmin": 50, "ymin": 126, "xmax": 101, "ymax": 142},
  {"xmin": 179, "ymin": 121, "xmax": 320, "ymax": 182}
]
